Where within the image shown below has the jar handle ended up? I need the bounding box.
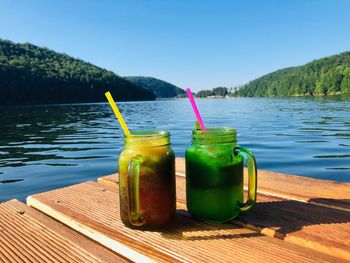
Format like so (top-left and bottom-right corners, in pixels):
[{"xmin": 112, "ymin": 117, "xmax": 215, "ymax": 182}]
[
  {"xmin": 233, "ymin": 147, "xmax": 257, "ymax": 212},
  {"xmin": 127, "ymin": 154, "xmax": 145, "ymax": 226}
]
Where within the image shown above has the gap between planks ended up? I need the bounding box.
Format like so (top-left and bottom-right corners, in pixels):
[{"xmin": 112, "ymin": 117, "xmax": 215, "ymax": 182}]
[
  {"xmin": 98, "ymin": 172, "xmax": 350, "ymax": 261},
  {"xmin": 0, "ymin": 199, "xmax": 129, "ymax": 263},
  {"xmin": 28, "ymin": 180, "xmax": 350, "ymax": 262}
]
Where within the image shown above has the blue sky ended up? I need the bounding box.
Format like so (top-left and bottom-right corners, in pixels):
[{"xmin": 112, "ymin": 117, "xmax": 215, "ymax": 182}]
[{"xmin": 1, "ymin": 0, "xmax": 350, "ymax": 91}]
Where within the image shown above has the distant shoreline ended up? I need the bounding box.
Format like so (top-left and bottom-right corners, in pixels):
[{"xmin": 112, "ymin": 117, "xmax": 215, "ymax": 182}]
[
  {"xmin": 2, "ymin": 94, "xmax": 349, "ymax": 108},
  {"xmin": 191, "ymin": 93, "xmax": 350, "ymax": 99}
]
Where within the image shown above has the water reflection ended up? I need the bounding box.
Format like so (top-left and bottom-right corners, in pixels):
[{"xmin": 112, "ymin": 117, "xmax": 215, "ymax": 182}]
[
  {"xmin": 0, "ymin": 179, "xmax": 24, "ymax": 184},
  {"xmin": 314, "ymin": 154, "xmax": 350, "ymax": 158},
  {"xmin": 0, "ymin": 97, "xmax": 350, "ymax": 202}
]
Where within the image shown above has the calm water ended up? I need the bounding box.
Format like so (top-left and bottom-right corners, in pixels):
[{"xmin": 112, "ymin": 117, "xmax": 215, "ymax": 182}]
[{"xmin": 1, "ymin": 97, "xmax": 350, "ymax": 202}]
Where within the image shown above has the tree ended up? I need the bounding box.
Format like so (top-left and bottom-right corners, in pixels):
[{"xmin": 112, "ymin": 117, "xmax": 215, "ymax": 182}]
[
  {"xmin": 237, "ymin": 51, "xmax": 350, "ymax": 97},
  {"xmin": 197, "ymin": 90, "xmax": 213, "ymax": 97},
  {"xmin": 212, "ymin": 87, "xmax": 228, "ymax": 96},
  {"xmin": 0, "ymin": 39, "xmax": 156, "ymax": 105}
]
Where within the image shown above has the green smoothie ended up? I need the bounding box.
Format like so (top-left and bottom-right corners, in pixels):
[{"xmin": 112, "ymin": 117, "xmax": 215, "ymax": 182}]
[{"xmin": 185, "ymin": 127, "xmax": 257, "ymax": 222}]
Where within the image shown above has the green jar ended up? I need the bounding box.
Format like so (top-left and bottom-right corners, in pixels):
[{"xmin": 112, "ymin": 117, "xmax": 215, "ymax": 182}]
[
  {"xmin": 185, "ymin": 128, "xmax": 257, "ymax": 223},
  {"xmin": 118, "ymin": 130, "xmax": 176, "ymax": 228}
]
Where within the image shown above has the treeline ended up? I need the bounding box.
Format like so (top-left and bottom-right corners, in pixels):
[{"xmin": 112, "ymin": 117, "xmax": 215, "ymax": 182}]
[
  {"xmin": 196, "ymin": 87, "xmax": 229, "ymax": 97},
  {"xmin": 236, "ymin": 52, "xmax": 350, "ymax": 97},
  {"xmin": 0, "ymin": 39, "xmax": 155, "ymax": 105},
  {"xmin": 125, "ymin": 76, "xmax": 185, "ymax": 98}
]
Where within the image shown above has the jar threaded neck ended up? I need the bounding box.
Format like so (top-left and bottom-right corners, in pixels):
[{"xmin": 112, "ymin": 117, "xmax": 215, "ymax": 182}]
[
  {"xmin": 192, "ymin": 128, "xmax": 237, "ymax": 144},
  {"xmin": 124, "ymin": 130, "xmax": 170, "ymax": 148}
]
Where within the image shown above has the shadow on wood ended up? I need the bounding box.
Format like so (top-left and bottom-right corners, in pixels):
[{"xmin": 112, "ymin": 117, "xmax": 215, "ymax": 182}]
[
  {"xmin": 28, "ymin": 180, "xmax": 350, "ymax": 262},
  {"xmin": 309, "ymin": 198, "xmax": 350, "ymax": 211},
  {"xmin": 155, "ymin": 209, "xmax": 263, "ymax": 241},
  {"xmin": 237, "ymin": 199, "xmax": 350, "ymax": 237}
]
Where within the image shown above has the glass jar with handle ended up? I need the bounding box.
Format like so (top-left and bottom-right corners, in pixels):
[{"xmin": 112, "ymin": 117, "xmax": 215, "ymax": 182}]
[
  {"xmin": 185, "ymin": 127, "xmax": 257, "ymax": 222},
  {"xmin": 118, "ymin": 130, "xmax": 176, "ymax": 228}
]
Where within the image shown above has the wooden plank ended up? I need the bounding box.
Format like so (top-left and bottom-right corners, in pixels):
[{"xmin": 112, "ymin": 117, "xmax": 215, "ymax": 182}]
[
  {"xmin": 0, "ymin": 200, "xmax": 128, "ymax": 263},
  {"xmin": 236, "ymin": 194, "xmax": 350, "ymax": 260},
  {"xmin": 175, "ymin": 157, "xmax": 350, "ymax": 211},
  {"xmin": 99, "ymin": 173, "xmax": 350, "ymax": 261},
  {"xmin": 27, "ymin": 181, "xmax": 346, "ymax": 263}
]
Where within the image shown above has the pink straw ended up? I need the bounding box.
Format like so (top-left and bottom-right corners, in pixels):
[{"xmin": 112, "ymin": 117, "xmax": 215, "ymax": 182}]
[{"xmin": 186, "ymin": 88, "xmax": 206, "ymax": 130}]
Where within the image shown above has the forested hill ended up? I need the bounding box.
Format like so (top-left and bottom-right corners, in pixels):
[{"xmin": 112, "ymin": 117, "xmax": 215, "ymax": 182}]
[
  {"xmin": 125, "ymin": 76, "xmax": 185, "ymax": 98},
  {"xmin": 236, "ymin": 52, "xmax": 350, "ymax": 97},
  {"xmin": 0, "ymin": 39, "xmax": 155, "ymax": 105}
]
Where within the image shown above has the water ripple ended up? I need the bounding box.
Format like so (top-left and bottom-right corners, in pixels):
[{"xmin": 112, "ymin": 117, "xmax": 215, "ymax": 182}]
[{"xmin": 1, "ymin": 97, "xmax": 350, "ymax": 202}]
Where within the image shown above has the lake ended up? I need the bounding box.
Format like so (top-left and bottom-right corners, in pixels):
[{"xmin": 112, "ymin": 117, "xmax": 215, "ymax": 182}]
[{"xmin": 1, "ymin": 97, "xmax": 350, "ymax": 202}]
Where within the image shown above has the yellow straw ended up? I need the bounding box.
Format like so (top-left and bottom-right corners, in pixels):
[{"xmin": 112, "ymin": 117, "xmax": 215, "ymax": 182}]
[{"xmin": 105, "ymin": 91, "xmax": 131, "ymax": 136}]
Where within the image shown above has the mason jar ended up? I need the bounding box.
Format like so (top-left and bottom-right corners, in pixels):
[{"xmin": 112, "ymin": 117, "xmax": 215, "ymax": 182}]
[
  {"xmin": 118, "ymin": 130, "xmax": 176, "ymax": 228},
  {"xmin": 186, "ymin": 127, "xmax": 257, "ymax": 223}
]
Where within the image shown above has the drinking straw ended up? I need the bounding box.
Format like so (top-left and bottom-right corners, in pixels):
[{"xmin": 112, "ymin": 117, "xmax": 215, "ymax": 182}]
[
  {"xmin": 186, "ymin": 88, "xmax": 206, "ymax": 130},
  {"xmin": 105, "ymin": 91, "xmax": 131, "ymax": 136}
]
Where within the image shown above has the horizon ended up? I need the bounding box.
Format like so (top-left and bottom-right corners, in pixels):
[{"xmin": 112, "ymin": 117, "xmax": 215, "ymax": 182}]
[
  {"xmin": 2, "ymin": 37, "xmax": 350, "ymax": 92},
  {"xmin": 1, "ymin": 1, "xmax": 350, "ymax": 91}
]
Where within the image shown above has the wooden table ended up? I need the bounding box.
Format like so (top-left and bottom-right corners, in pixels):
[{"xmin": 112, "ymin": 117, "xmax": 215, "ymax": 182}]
[{"xmin": 1, "ymin": 158, "xmax": 350, "ymax": 262}]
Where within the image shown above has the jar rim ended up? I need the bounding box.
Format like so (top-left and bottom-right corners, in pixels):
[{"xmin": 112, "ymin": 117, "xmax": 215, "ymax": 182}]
[
  {"xmin": 192, "ymin": 127, "xmax": 237, "ymax": 144},
  {"xmin": 124, "ymin": 130, "xmax": 170, "ymax": 147},
  {"xmin": 124, "ymin": 130, "xmax": 170, "ymax": 139},
  {"xmin": 193, "ymin": 127, "xmax": 237, "ymax": 137}
]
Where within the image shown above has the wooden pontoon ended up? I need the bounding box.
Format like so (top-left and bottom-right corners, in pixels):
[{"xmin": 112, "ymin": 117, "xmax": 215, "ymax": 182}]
[{"xmin": 0, "ymin": 158, "xmax": 349, "ymax": 262}]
